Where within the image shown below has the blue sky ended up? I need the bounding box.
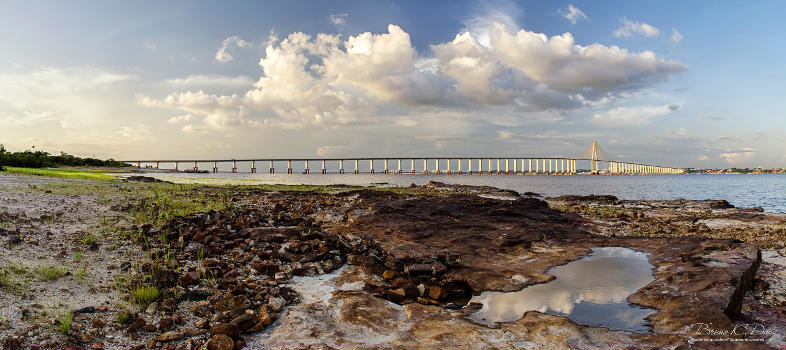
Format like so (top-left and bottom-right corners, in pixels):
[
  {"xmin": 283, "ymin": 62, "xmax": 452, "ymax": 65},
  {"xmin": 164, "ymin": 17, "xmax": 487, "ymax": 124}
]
[{"xmin": 1, "ymin": 0, "xmax": 783, "ymax": 167}]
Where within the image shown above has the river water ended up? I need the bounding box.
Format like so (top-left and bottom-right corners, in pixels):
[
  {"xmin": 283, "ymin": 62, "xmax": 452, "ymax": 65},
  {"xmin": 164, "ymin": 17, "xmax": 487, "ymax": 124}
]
[{"xmin": 139, "ymin": 172, "xmax": 786, "ymax": 213}]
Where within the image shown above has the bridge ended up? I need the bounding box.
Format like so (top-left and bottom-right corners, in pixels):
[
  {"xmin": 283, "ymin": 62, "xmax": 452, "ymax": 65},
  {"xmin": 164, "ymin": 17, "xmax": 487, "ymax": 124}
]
[{"xmin": 122, "ymin": 141, "xmax": 683, "ymax": 175}]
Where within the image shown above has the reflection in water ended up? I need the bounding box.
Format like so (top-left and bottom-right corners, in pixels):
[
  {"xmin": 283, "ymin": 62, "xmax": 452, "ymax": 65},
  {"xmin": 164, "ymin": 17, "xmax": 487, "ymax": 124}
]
[{"xmin": 469, "ymin": 247, "xmax": 656, "ymax": 332}]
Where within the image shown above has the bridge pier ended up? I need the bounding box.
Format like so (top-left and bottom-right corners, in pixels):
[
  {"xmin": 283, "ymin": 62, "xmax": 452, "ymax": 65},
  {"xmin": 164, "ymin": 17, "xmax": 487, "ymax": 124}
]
[
  {"xmin": 250, "ymin": 161, "xmax": 255, "ymax": 173},
  {"xmin": 370, "ymin": 159, "xmax": 374, "ymax": 174},
  {"xmin": 304, "ymin": 160, "xmax": 309, "ymax": 174},
  {"xmin": 269, "ymin": 160, "xmax": 274, "ymax": 174},
  {"xmin": 287, "ymin": 160, "xmax": 292, "ymax": 174},
  {"xmin": 397, "ymin": 159, "xmax": 402, "ymax": 174},
  {"xmin": 339, "ymin": 160, "xmax": 344, "ymax": 174},
  {"xmin": 321, "ymin": 160, "xmax": 326, "ymax": 174},
  {"xmin": 410, "ymin": 159, "xmax": 415, "ymax": 174},
  {"xmin": 446, "ymin": 159, "xmax": 452, "ymax": 174},
  {"xmin": 434, "ymin": 159, "xmax": 439, "ymax": 174},
  {"xmin": 231, "ymin": 160, "xmax": 237, "ymax": 173},
  {"xmin": 354, "ymin": 160, "xmax": 359, "ymax": 174},
  {"xmin": 423, "ymin": 159, "xmax": 428, "ymax": 174},
  {"xmin": 212, "ymin": 161, "xmax": 218, "ymax": 173},
  {"xmin": 174, "ymin": 161, "xmax": 178, "ymax": 171},
  {"xmin": 384, "ymin": 159, "xmax": 389, "ymax": 174},
  {"xmin": 154, "ymin": 162, "xmax": 159, "ymax": 169}
]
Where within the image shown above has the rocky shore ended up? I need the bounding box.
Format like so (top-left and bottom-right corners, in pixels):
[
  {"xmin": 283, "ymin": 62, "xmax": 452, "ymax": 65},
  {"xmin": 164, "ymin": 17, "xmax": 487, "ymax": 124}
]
[{"xmin": 0, "ymin": 175, "xmax": 783, "ymax": 349}]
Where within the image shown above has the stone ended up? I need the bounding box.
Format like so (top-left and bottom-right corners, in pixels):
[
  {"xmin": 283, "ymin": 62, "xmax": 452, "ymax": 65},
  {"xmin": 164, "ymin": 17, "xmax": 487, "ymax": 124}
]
[
  {"xmin": 229, "ymin": 314, "xmax": 256, "ymax": 331},
  {"xmin": 205, "ymin": 334, "xmax": 234, "ymax": 350},
  {"xmin": 91, "ymin": 319, "xmax": 104, "ymax": 328},
  {"xmin": 405, "ymin": 264, "xmax": 432, "ymax": 276},
  {"xmin": 428, "ymin": 286, "xmax": 447, "ymax": 300},
  {"xmin": 195, "ymin": 319, "xmax": 210, "ymax": 329},
  {"xmin": 268, "ymin": 297, "xmax": 286, "ymax": 312},
  {"xmin": 210, "ymin": 323, "xmax": 239, "ymax": 340},
  {"xmin": 382, "ymin": 270, "xmax": 398, "ymax": 279},
  {"xmin": 158, "ymin": 317, "xmax": 174, "ymax": 332},
  {"xmin": 129, "ymin": 317, "xmax": 146, "ymax": 332},
  {"xmin": 386, "ymin": 288, "xmax": 406, "ymax": 302},
  {"xmin": 416, "ymin": 283, "xmax": 426, "ymax": 297},
  {"xmin": 91, "ymin": 342, "xmax": 104, "ymax": 350},
  {"xmin": 179, "ymin": 271, "xmax": 200, "ymax": 286},
  {"xmin": 155, "ymin": 331, "xmax": 184, "ymax": 342},
  {"xmin": 416, "ymin": 297, "xmax": 431, "ymax": 305}
]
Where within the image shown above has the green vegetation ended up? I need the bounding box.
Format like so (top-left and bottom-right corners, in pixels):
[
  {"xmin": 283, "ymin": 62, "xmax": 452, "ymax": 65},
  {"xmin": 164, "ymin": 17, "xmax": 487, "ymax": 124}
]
[
  {"xmin": 3, "ymin": 166, "xmax": 120, "ymax": 180},
  {"xmin": 132, "ymin": 285, "xmax": 160, "ymax": 305},
  {"xmin": 129, "ymin": 185, "xmax": 234, "ymax": 226},
  {"xmin": 35, "ymin": 263, "xmax": 67, "ymax": 281},
  {"xmin": 0, "ymin": 144, "xmax": 128, "ymax": 169},
  {"xmin": 116, "ymin": 310, "xmax": 132, "ymax": 324},
  {"xmin": 55, "ymin": 306, "xmax": 74, "ymax": 334},
  {"xmin": 0, "ymin": 264, "xmax": 28, "ymax": 295}
]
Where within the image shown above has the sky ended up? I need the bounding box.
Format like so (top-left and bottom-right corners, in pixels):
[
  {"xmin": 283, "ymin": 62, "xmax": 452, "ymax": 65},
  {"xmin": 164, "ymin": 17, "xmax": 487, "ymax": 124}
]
[{"xmin": 0, "ymin": 0, "xmax": 784, "ymax": 168}]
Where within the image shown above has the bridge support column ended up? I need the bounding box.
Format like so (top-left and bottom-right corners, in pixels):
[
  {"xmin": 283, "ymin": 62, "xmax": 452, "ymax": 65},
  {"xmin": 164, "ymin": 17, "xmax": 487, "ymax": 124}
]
[
  {"xmin": 232, "ymin": 160, "xmax": 237, "ymax": 173},
  {"xmin": 446, "ymin": 159, "xmax": 451, "ymax": 174},
  {"xmin": 269, "ymin": 160, "xmax": 274, "ymax": 174},
  {"xmin": 434, "ymin": 159, "xmax": 439, "ymax": 174},
  {"xmin": 423, "ymin": 159, "xmax": 428, "ymax": 174},
  {"xmin": 384, "ymin": 159, "xmax": 388, "ymax": 174},
  {"xmin": 304, "ymin": 160, "xmax": 310, "ymax": 174},
  {"xmin": 212, "ymin": 161, "xmax": 218, "ymax": 173},
  {"xmin": 354, "ymin": 160, "xmax": 359, "ymax": 174},
  {"xmin": 505, "ymin": 159, "xmax": 509, "ymax": 174},
  {"xmin": 397, "ymin": 159, "xmax": 402, "ymax": 174},
  {"xmin": 287, "ymin": 160, "xmax": 292, "ymax": 174},
  {"xmin": 250, "ymin": 161, "xmax": 256, "ymax": 173},
  {"xmin": 193, "ymin": 161, "xmax": 199, "ymax": 171},
  {"xmin": 321, "ymin": 160, "xmax": 326, "ymax": 174},
  {"xmin": 410, "ymin": 159, "xmax": 415, "ymax": 174},
  {"xmin": 458, "ymin": 158, "xmax": 463, "ymax": 174},
  {"xmin": 468, "ymin": 159, "xmax": 472, "ymax": 175},
  {"xmin": 339, "ymin": 160, "xmax": 344, "ymax": 174},
  {"xmin": 154, "ymin": 162, "xmax": 159, "ymax": 169}
]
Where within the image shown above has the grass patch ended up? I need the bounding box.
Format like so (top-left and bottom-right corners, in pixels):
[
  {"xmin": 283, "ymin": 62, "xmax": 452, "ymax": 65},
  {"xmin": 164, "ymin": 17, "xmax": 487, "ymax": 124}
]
[
  {"xmin": 132, "ymin": 285, "xmax": 159, "ymax": 305},
  {"xmin": 116, "ymin": 310, "xmax": 132, "ymax": 324},
  {"xmin": 35, "ymin": 263, "xmax": 67, "ymax": 281},
  {"xmin": 55, "ymin": 306, "xmax": 74, "ymax": 334},
  {"xmin": 3, "ymin": 166, "xmax": 120, "ymax": 180}
]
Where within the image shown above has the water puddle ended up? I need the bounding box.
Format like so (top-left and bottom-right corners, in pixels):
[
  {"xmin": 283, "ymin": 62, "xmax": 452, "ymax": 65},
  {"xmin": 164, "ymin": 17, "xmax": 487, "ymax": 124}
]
[{"xmin": 468, "ymin": 247, "xmax": 656, "ymax": 332}]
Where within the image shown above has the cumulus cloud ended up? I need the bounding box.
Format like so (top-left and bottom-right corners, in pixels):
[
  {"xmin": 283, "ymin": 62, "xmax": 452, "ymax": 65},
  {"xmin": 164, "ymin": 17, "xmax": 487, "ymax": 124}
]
[
  {"xmin": 591, "ymin": 104, "xmax": 676, "ymax": 126},
  {"xmin": 215, "ymin": 36, "xmax": 251, "ymax": 63},
  {"xmin": 719, "ymin": 148, "xmax": 757, "ymax": 164},
  {"xmin": 613, "ymin": 17, "xmax": 660, "ymax": 38},
  {"xmin": 670, "ymin": 28, "xmax": 683, "ymax": 43},
  {"xmin": 167, "ymin": 75, "xmax": 253, "ymax": 88},
  {"xmin": 560, "ymin": 5, "xmax": 588, "ymax": 24},
  {"xmin": 143, "ymin": 21, "xmax": 684, "ymax": 131},
  {"xmin": 329, "ymin": 13, "xmax": 348, "ymax": 30},
  {"xmin": 316, "ymin": 145, "xmax": 350, "ymax": 157},
  {"xmin": 166, "ymin": 114, "xmax": 193, "ymax": 123}
]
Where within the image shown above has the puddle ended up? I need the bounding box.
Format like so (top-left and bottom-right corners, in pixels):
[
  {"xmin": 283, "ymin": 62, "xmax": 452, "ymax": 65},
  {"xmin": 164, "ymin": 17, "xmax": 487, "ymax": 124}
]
[{"xmin": 469, "ymin": 247, "xmax": 656, "ymax": 332}]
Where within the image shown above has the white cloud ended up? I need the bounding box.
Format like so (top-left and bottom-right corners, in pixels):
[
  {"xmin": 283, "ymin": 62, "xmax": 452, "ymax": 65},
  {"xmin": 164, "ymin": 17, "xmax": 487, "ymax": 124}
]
[
  {"xmin": 591, "ymin": 104, "xmax": 676, "ymax": 126},
  {"xmin": 144, "ymin": 41, "xmax": 157, "ymax": 49},
  {"xmin": 671, "ymin": 28, "xmax": 683, "ymax": 44},
  {"xmin": 143, "ymin": 21, "xmax": 684, "ymax": 132},
  {"xmin": 697, "ymin": 155, "xmax": 709, "ymax": 161},
  {"xmin": 316, "ymin": 145, "xmax": 350, "ymax": 157},
  {"xmin": 329, "ymin": 13, "xmax": 348, "ymax": 30},
  {"xmin": 719, "ymin": 148, "xmax": 757, "ymax": 164},
  {"xmin": 613, "ymin": 17, "xmax": 660, "ymax": 38},
  {"xmin": 0, "ymin": 109, "xmax": 57, "ymax": 127},
  {"xmin": 560, "ymin": 5, "xmax": 588, "ymax": 24},
  {"xmin": 668, "ymin": 127, "xmax": 690, "ymax": 137},
  {"xmin": 167, "ymin": 75, "xmax": 253, "ymax": 88},
  {"xmin": 167, "ymin": 114, "xmax": 193, "ymax": 123},
  {"xmin": 215, "ymin": 36, "xmax": 251, "ymax": 63}
]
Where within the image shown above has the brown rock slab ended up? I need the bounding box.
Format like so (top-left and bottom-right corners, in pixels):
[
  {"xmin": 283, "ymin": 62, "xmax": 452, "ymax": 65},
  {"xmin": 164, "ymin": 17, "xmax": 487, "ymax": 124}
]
[{"xmin": 206, "ymin": 334, "xmax": 234, "ymax": 350}]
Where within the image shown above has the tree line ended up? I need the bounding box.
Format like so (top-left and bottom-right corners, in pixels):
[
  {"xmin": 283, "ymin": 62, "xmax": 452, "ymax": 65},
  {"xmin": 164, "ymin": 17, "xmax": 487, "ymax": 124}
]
[{"xmin": 0, "ymin": 144, "xmax": 129, "ymax": 170}]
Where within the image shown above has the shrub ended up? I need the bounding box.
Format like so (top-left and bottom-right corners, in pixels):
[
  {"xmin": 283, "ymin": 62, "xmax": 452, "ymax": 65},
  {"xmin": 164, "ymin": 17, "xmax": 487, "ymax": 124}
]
[{"xmin": 133, "ymin": 285, "xmax": 159, "ymax": 305}]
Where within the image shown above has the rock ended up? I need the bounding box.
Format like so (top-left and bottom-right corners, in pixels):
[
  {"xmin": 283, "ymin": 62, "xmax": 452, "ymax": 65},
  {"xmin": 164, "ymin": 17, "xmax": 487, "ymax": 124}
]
[
  {"xmin": 405, "ymin": 264, "xmax": 432, "ymax": 276},
  {"xmin": 428, "ymin": 286, "xmax": 447, "ymax": 300},
  {"xmin": 8, "ymin": 234, "xmax": 22, "ymax": 245},
  {"xmin": 386, "ymin": 288, "xmax": 406, "ymax": 303},
  {"xmin": 268, "ymin": 297, "xmax": 286, "ymax": 312},
  {"xmin": 235, "ymin": 339, "xmax": 245, "ymax": 350},
  {"xmin": 230, "ymin": 314, "xmax": 256, "ymax": 331},
  {"xmin": 77, "ymin": 306, "xmax": 96, "ymax": 314},
  {"xmin": 129, "ymin": 317, "xmax": 146, "ymax": 332},
  {"xmin": 179, "ymin": 289, "xmax": 212, "ymax": 301},
  {"xmin": 91, "ymin": 319, "xmax": 104, "ymax": 328},
  {"xmin": 91, "ymin": 342, "xmax": 104, "ymax": 350},
  {"xmin": 195, "ymin": 319, "xmax": 210, "ymax": 329},
  {"xmin": 382, "ymin": 270, "xmax": 398, "ymax": 279},
  {"xmin": 155, "ymin": 331, "xmax": 184, "ymax": 342},
  {"xmin": 205, "ymin": 334, "xmax": 234, "ymax": 350},
  {"xmin": 416, "ymin": 297, "xmax": 431, "ymax": 305},
  {"xmin": 210, "ymin": 323, "xmax": 239, "ymax": 340},
  {"xmin": 416, "ymin": 283, "xmax": 425, "ymax": 297},
  {"xmin": 179, "ymin": 271, "xmax": 200, "ymax": 286},
  {"xmin": 158, "ymin": 317, "xmax": 174, "ymax": 332}
]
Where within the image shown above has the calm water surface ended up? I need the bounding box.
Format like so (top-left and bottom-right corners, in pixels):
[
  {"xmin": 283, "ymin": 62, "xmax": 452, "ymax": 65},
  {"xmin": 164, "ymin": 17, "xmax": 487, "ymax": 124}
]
[
  {"xmin": 141, "ymin": 173, "xmax": 785, "ymax": 213},
  {"xmin": 468, "ymin": 247, "xmax": 656, "ymax": 332}
]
